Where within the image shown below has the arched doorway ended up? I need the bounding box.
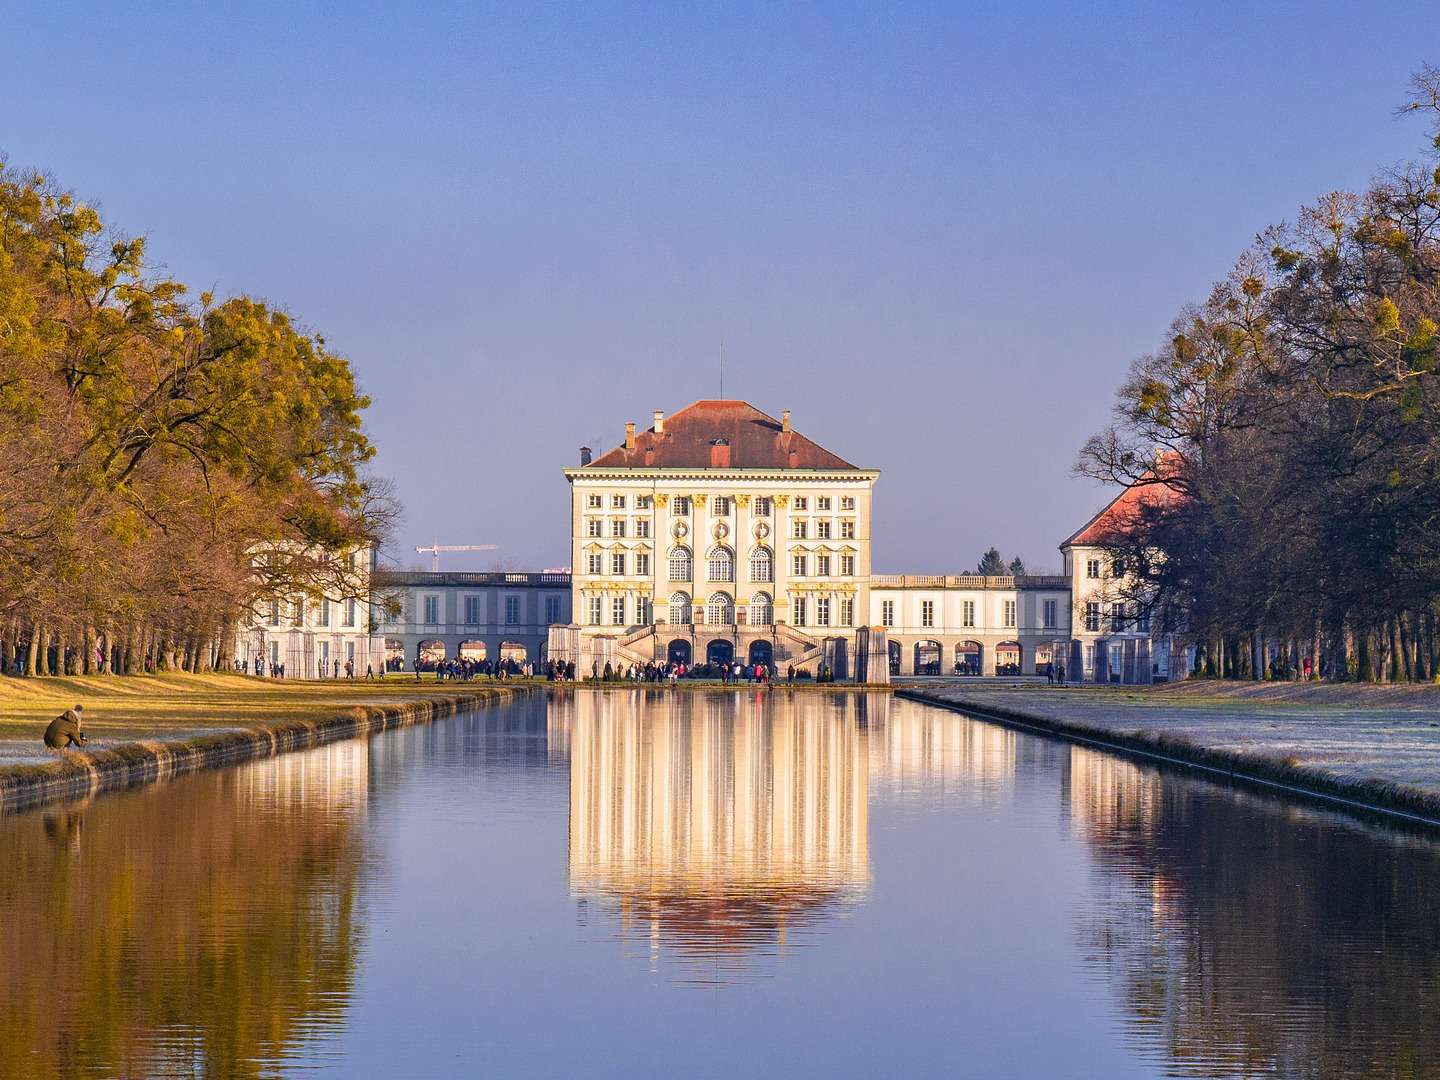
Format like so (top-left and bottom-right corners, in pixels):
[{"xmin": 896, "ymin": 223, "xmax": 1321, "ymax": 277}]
[
  {"xmin": 706, "ymin": 639, "xmax": 734, "ymax": 667},
  {"xmin": 954, "ymin": 640, "xmax": 982, "ymax": 676},
  {"xmin": 888, "ymin": 640, "xmax": 901, "ymax": 676},
  {"xmin": 417, "ymin": 639, "xmax": 446, "ymax": 671},
  {"xmin": 667, "ymin": 639, "xmax": 692, "ymax": 667},
  {"xmin": 459, "ymin": 640, "xmax": 487, "ymax": 661},
  {"xmin": 748, "ymin": 640, "xmax": 774, "ymax": 669},
  {"xmin": 996, "ymin": 640, "xmax": 1022, "ymax": 675},
  {"xmin": 500, "ymin": 641, "xmax": 527, "ymax": 664},
  {"xmin": 914, "ymin": 640, "xmax": 942, "ymax": 676},
  {"xmin": 384, "ymin": 637, "xmax": 405, "ymax": 672}
]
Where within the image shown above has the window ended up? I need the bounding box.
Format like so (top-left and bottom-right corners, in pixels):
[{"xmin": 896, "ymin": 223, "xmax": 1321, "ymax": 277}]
[
  {"xmin": 587, "ymin": 493, "xmax": 602, "ymax": 508},
  {"xmin": 815, "ymin": 554, "xmax": 831, "ymax": 576},
  {"xmin": 636, "ymin": 519, "xmax": 651, "ymax": 538},
  {"xmin": 1085, "ymin": 602, "xmax": 1101, "ymax": 632},
  {"xmin": 636, "ymin": 552, "xmax": 650, "ymax": 576},
  {"xmin": 751, "ymin": 592, "xmax": 773, "ymax": 625},
  {"xmin": 792, "ymin": 519, "xmax": 808, "ymax": 539},
  {"xmin": 707, "ymin": 546, "xmax": 734, "ymax": 582},
  {"xmin": 1085, "ymin": 643, "xmax": 1096, "ymax": 673},
  {"xmin": 816, "ymin": 496, "xmax": 831, "ymax": 511},
  {"xmin": 344, "ymin": 599, "xmax": 357, "ymax": 627},
  {"xmin": 791, "ymin": 553, "xmax": 807, "ymax": 577},
  {"xmin": 292, "ymin": 599, "xmax": 305, "ymax": 627},
  {"xmin": 423, "ymin": 595, "xmax": 439, "ymax": 624},
  {"xmin": 637, "ymin": 495, "xmax": 652, "ymax": 509},
  {"xmin": 669, "ymin": 592, "xmax": 691, "ymax": 625},
  {"xmin": 589, "ymin": 596, "xmax": 603, "ymax": 625},
  {"xmin": 506, "ymin": 596, "xmax": 522, "ymax": 624},
  {"xmin": 347, "ymin": 551, "xmax": 358, "ymax": 571},
  {"xmin": 1137, "ymin": 609, "xmax": 1151, "ymax": 634},
  {"xmin": 816, "ymin": 597, "xmax": 831, "ymax": 626},
  {"xmin": 1003, "ymin": 599, "xmax": 1016, "ymax": 628},
  {"xmin": 713, "ymin": 496, "xmax": 731, "ymax": 515},
  {"xmin": 319, "ymin": 598, "xmax": 331, "ymax": 627},
  {"xmin": 611, "ymin": 494, "xmax": 626, "ymax": 508},
  {"xmin": 612, "ymin": 596, "xmax": 626, "ymax": 625},
  {"xmin": 749, "ymin": 546, "xmax": 774, "ymax": 582},
  {"xmin": 1043, "ymin": 599, "xmax": 1057, "ymax": 630},
  {"xmin": 269, "ymin": 599, "xmax": 281, "ymax": 627},
  {"xmin": 674, "ymin": 496, "xmax": 690, "ymax": 516},
  {"xmin": 637, "ymin": 596, "xmax": 653, "ymax": 624},
  {"xmin": 612, "ymin": 552, "xmax": 627, "ymax": 576},
  {"xmin": 464, "ymin": 596, "xmax": 481, "ymax": 625},
  {"xmin": 840, "ymin": 519, "xmax": 855, "ymax": 539},
  {"xmin": 1110, "ymin": 603, "xmax": 1125, "ymax": 633},
  {"xmin": 668, "ymin": 546, "xmax": 693, "ymax": 581},
  {"xmin": 793, "ymin": 497, "xmax": 808, "ymax": 511},
  {"xmin": 586, "ymin": 519, "xmax": 602, "ymax": 537},
  {"xmin": 611, "ymin": 519, "xmax": 626, "ymax": 537},
  {"xmin": 545, "ymin": 596, "xmax": 562, "ymax": 623},
  {"xmin": 708, "ymin": 593, "xmax": 734, "ymax": 625},
  {"xmin": 794, "ymin": 597, "xmax": 807, "ymax": 625},
  {"xmin": 347, "ymin": 641, "xmax": 355, "ymax": 664},
  {"xmin": 839, "ymin": 597, "xmax": 854, "ymax": 626},
  {"xmin": 816, "ymin": 520, "xmax": 831, "ymax": 539},
  {"xmin": 586, "ymin": 553, "xmax": 603, "ymax": 575},
  {"xmin": 840, "ymin": 554, "xmax": 855, "ymax": 576},
  {"xmin": 840, "ymin": 496, "xmax": 855, "ymax": 510},
  {"xmin": 921, "ymin": 600, "xmax": 935, "ymax": 628},
  {"xmin": 755, "ymin": 497, "xmax": 772, "ymax": 516},
  {"xmin": 881, "ymin": 599, "xmax": 895, "ymax": 627},
  {"xmin": 962, "ymin": 600, "xmax": 975, "ymax": 628},
  {"xmin": 1085, "ymin": 558, "xmax": 1101, "ymax": 580}
]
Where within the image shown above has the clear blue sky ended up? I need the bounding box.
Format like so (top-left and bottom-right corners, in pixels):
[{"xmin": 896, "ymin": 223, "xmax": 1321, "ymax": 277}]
[{"xmin": 6, "ymin": 3, "xmax": 1435, "ymax": 572}]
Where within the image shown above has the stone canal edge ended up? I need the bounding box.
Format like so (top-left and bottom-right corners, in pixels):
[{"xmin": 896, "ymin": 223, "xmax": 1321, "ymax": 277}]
[
  {"xmin": 0, "ymin": 686, "xmax": 533, "ymax": 815},
  {"xmin": 896, "ymin": 687, "xmax": 1440, "ymax": 831}
]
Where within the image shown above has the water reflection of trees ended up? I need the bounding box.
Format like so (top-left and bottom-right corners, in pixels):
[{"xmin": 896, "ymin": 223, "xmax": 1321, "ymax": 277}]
[
  {"xmin": 0, "ymin": 740, "xmax": 369, "ymax": 1080},
  {"xmin": 1068, "ymin": 746, "xmax": 1440, "ymax": 1079},
  {"xmin": 554, "ymin": 690, "xmax": 870, "ymax": 979}
]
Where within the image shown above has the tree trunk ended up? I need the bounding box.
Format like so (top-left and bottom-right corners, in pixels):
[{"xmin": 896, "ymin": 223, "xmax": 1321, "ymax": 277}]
[{"xmin": 25, "ymin": 623, "xmax": 40, "ymax": 677}]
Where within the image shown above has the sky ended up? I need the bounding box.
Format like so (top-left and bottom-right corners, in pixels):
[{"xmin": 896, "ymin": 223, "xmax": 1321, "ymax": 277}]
[{"xmin": 5, "ymin": 2, "xmax": 1436, "ymax": 573}]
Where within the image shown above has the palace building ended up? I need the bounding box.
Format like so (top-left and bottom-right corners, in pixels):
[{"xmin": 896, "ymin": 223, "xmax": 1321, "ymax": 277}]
[{"xmin": 547, "ymin": 399, "xmax": 1180, "ymax": 683}]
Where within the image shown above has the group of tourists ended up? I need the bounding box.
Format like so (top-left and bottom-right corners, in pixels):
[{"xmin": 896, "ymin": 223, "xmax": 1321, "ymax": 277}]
[
  {"xmin": 420, "ymin": 656, "xmax": 532, "ymax": 681},
  {"xmin": 586, "ymin": 659, "xmax": 785, "ymax": 684}
]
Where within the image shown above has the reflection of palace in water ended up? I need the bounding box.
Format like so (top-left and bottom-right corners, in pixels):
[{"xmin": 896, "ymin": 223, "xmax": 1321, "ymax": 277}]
[{"xmin": 551, "ymin": 690, "xmax": 870, "ymax": 968}]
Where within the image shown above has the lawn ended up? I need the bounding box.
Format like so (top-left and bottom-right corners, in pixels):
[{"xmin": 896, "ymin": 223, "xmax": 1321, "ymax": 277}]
[{"xmin": 0, "ymin": 672, "xmax": 533, "ymax": 767}]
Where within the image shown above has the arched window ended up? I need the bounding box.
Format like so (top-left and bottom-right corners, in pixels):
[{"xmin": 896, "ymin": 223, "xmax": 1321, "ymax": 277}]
[
  {"xmin": 707, "ymin": 545, "xmax": 734, "ymax": 582},
  {"xmin": 708, "ymin": 592, "xmax": 734, "ymax": 626},
  {"xmin": 669, "ymin": 592, "xmax": 692, "ymax": 625},
  {"xmin": 750, "ymin": 592, "xmax": 772, "ymax": 625},
  {"xmin": 749, "ymin": 546, "xmax": 773, "ymax": 582},
  {"xmin": 668, "ymin": 545, "xmax": 692, "ymax": 582}
]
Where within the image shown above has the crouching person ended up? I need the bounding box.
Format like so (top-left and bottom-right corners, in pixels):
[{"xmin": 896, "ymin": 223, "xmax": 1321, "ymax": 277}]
[{"xmin": 44, "ymin": 705, "xmax": 88, "ymax": 749}]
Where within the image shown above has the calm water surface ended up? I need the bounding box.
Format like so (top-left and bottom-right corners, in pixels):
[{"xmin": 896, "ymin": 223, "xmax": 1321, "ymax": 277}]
[{"xmin": 1, "ymin": 689, "xmax": 1437, "ymax": 1078}]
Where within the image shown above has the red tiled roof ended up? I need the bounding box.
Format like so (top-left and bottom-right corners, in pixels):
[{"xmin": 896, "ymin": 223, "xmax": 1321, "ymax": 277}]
[
  {"xmin": 587, "ymin": 401, "xmax": 859, "ymax": 470},
  {"xmin": 1061, "ymin": 458, "xmax": 1184, "ymax": 548}
]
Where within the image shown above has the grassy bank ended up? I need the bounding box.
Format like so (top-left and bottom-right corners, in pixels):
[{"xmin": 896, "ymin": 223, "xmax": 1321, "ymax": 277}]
[
  {"xmin": 897, "ymin": 681, "xmax": 1440, "ymax": 827},
  {"xmin": 0, "ymin": 673, "xmax": 539, "ymax": 811}
]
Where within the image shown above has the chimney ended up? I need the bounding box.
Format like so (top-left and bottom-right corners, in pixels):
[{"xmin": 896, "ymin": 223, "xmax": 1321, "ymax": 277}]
[
  {"xmin": 579, "ymin": 446, "xmax": 592, "ymax": 466},
  {"xmin": 653, "ymin": 410, "xmax": 665, "ymax": 434},
  {"xmin": 624, "ymin": 422, "xmax": 636, "ymax": 450},
  {"xmin": 710, "ymin": 438, "xmax": 731, "ymax": 469},
  {"xmin": 781, "ymin": 409, "xmax": 791, "ymax": 434}
]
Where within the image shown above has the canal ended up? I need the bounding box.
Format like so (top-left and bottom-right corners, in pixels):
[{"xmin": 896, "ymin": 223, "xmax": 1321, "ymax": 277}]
[{"xmin": 1, "ymin": 689, "xmax": 1436, "ymax": 1078}]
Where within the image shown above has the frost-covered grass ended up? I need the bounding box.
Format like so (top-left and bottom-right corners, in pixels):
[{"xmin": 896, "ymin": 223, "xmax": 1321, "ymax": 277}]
[{"xmin": 900, "ymin": 678, "xmax": 1440, "ymax": 803}]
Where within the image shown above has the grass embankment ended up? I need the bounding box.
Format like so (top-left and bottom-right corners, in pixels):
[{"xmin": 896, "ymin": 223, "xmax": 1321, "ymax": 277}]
[
  {"xmin": 898, "ymin": 678, "xmax": 1440, "ymax": 827},
  {"xmin": 0, "ymin": 672, "xmax": 539, "ymax": 810}
]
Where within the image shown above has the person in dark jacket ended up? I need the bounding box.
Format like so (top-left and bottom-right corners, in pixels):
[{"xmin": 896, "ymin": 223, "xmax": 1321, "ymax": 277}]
[{"xmin": 44, "ymin": 705, "xmax": 87, "ymax": 749}]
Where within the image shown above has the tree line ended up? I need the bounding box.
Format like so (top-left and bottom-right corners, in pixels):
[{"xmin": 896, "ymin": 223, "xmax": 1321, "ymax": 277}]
[
  {"xmin": 1078, "ymin": 67, "xmax": 1440, "ymax": 681},
  {"xmin": 0, "ymin": 161, "xmax": 394, "ymax": 676}
]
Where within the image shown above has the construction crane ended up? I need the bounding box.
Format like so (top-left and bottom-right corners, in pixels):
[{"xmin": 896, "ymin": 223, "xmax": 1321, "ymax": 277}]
[{"xmin": 415, "ymin": 540, "xmax": 498, "ymax": 572}]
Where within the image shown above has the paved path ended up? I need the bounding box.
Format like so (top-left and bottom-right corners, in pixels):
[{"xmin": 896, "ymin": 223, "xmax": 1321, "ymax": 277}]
[{"xmin": 896, "ymin": 679, "xmax": 1440, "ymax": 800}]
